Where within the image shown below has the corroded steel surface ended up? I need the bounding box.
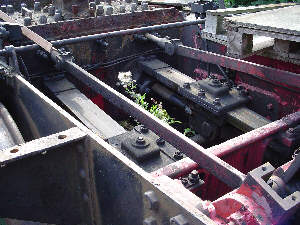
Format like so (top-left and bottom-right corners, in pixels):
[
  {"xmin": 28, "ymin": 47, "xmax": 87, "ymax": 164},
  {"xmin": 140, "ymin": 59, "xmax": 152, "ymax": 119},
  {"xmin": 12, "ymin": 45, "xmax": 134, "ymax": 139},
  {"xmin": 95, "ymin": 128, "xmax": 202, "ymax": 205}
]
[{"xmin": 29, "ymin": 8, "xmax": 184, "ymax": 40}]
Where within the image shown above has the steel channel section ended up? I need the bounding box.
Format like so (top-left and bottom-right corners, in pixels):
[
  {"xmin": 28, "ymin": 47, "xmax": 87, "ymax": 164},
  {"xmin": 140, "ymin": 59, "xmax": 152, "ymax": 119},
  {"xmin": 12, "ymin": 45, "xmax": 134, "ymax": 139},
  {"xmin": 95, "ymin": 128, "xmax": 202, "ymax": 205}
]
[
  {"xmin": 0, "ymin": 127, "xmax": 86, "ymax": 165},
  {"xmin": 63, "ymin": 60, "xmax": 246, "ymax": 188}
]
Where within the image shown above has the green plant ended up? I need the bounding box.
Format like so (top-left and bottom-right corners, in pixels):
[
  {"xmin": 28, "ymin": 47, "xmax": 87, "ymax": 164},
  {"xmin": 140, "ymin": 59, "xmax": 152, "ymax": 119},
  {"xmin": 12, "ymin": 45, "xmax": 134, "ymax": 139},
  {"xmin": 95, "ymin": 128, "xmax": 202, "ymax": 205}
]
[
  {"xmin": 124, "ymin": 80, "xmax": 180, "ymax": 125},
  {"xmin": 184, "ymin": 128, "xmax": 196, "ymax": 137}
]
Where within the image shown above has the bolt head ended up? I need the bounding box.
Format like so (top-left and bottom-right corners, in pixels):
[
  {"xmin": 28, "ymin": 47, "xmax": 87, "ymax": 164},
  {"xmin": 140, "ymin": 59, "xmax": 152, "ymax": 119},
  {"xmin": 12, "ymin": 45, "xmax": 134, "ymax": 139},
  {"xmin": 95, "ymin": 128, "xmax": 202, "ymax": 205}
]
[
  {"xmin": 156, "ymin": 137, "xmax": 165, "ymax": 146},
  {"xmin": 213, "ymin": 98, "xmax": 221, "ymax": 105},
  {"xmin": 237, "ymin": 85, "xmax": 244, "ymax": 90},
  {"xmin": 136, "ymin": 136, "xmax": 146, "ymax": 145},
  {"xmin": 140, "ymin": 125, "xmax": 149, "ymax": 133},
  {"xmin": 198, "ymin": 89, "xmax": 205, "ymax": 96},
  {"xmin": 174, "ymin": 150, "xmax": 183, "ymax": 160},
  {"xmin": 183, "ymin": 83, "xmax": 190, "ymax": 89}
]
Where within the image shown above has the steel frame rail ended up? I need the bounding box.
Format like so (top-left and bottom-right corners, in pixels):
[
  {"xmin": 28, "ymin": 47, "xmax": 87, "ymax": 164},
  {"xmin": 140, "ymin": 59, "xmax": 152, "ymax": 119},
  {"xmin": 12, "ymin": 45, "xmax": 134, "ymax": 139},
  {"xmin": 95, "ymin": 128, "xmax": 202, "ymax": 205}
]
[{"xmin": 0, "ymin": 9, "xmax": 245, "ymax": 188}]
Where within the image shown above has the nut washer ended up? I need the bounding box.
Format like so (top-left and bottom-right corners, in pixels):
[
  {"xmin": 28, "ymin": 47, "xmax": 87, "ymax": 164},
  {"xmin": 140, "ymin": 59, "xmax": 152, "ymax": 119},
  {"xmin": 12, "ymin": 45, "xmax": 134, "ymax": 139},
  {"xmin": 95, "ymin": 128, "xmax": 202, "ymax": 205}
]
[{"xmin": 144, "ymin": 191, "xmax": 159, "ymax": 210}]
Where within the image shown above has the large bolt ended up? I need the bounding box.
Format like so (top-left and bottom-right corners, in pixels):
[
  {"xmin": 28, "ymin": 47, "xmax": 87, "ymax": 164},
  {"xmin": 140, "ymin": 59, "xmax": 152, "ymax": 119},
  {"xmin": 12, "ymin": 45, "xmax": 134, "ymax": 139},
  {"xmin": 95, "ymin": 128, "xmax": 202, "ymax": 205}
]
[
  {"xmin": 131, "ymin": 3, "xmax": 138, "ymax": 12},
  {"xmin": 156, "ymin": 137, "xmax": 165, "ymax": 146},
  {"xmin": 140, "ymin": 125, "xmax": 149, "ymax": 133},
  {"xmin": 54, "ymin": 12, "xmax": 62, "ymax": 22},
  {"xmin": 39, "ymin": 15, "xmax": 47, "ymax": 24},
  {"xmin": 6, "ymin": 5, "xmax": 13, "ymax": 14},
  {"xmin": 95, "ymin": 5, "xmax": 104, "ymax": 16},
  {"xmin": 23, "ymin": 17, "xmax": 31, "ymax": 26},
  {"xmin": 48, "ymin": 5, "xmax": 55, "ymax": 16},
  {"xmin": 28, "ymin": 11, "xmax": 33, "ymax": 19},
  {"xmin": 21, "ymin": 7, "xmax": 26, "ymax": 16},
  {"xmin": 188, "ymin": 170, "xmax": 199, "ymax": 183},
  {"xmin": 34, "ymin": 2, "xmax": 41, "ymax": 12},
  {"xmin": 181, "ymin": 178, "xmax": 188, "ymax": 186},
  {"xmin": 89, "ymin": 2, "xmax": 96, "ymax": 10},
  {"xmin": 43, "ymin": 6, "xmax": 48, "ymax": 13},
  {"xmin": 141, "ymin": 2, "xmax": 149, "ymax": 10},
  {"xmin": 0, "ymin": 5, "xmax": 6, "ymax": 13},
  {"xmin": 144, "ymin": 191, "xmax": 159, "ymax": 210},
  {"xmin": 119, "ymin": 5, "xmax": 126, "ymax": 13},
  {"xmin": 170, "ymin": 214, "xmax": 189, "ymax": 225},
  {"xmin": 72, "ymin": 4, "xmax": 79, "ymax": 15},
  {"xmin": 105, "ymin": 6, "xmax": 113, "ymax": 15}
]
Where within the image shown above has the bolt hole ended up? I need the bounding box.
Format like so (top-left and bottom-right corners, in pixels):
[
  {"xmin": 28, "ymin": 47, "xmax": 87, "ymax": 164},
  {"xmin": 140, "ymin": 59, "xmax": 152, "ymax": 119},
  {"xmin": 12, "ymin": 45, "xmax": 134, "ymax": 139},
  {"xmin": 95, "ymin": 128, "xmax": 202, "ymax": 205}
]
[
  {"xmin": 292, "ymin": 196, "xmax": 296, "ymax": 201},
  {"xmin": 10, "ymin": 148, "xmax": 19, "ymax": 153},
  {"xmin": 58, "ymin": 134, "xmax": 67, "ymax": 139},
  {"xmin": 262, "ymin": 166, "xmax": 267, "ymax": 171}
]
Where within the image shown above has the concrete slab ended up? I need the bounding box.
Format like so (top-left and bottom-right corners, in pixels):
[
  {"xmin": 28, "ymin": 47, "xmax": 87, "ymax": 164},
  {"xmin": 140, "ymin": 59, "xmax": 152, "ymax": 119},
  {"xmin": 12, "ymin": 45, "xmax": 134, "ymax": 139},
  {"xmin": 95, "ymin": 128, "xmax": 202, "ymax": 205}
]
[{"xmin": 226, "ymin": 5, "xmax": 300, "ymax": 36}]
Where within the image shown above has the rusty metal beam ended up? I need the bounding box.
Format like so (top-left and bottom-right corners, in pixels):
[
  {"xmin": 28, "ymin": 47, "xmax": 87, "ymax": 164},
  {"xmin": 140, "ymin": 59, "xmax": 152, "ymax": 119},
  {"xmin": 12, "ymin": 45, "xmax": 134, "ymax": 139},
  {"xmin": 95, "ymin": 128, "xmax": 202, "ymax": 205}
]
[
  {"xmin": 176, "ymin": 44, "xmax": 300, "ymax": 89},
  {"xmin": 144, "ymin": 33, "xmax": 300, "ymax": 89},
  {"xmin": 152, "ymin": 110, "xmax": 300, "ymax": 178}
]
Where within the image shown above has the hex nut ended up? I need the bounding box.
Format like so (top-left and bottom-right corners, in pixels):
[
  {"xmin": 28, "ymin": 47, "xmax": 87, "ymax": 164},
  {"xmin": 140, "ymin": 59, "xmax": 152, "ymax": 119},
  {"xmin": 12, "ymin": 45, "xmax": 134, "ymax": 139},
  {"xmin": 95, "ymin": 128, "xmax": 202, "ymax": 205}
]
[
  {"xmin": 96, "ymin": 5, "xmax": 104, "ymax": 16},
  {"xmin": 34, "ymin": 2, "xmax": 41, "ymax": 12},
  {"xmin": 141, "ymin": 2, "xmax": 149, "ymax": 11},
  {"xmin": 105, "ymin": 6, "xmax": 113, "ymax": 15},
  {"xmin": 119, "ymin": 5, "xmax": 126, "ymax": 13},
  {"xmin": 23, "ymin": 17, "xmax": 32, "ymax": 26}
]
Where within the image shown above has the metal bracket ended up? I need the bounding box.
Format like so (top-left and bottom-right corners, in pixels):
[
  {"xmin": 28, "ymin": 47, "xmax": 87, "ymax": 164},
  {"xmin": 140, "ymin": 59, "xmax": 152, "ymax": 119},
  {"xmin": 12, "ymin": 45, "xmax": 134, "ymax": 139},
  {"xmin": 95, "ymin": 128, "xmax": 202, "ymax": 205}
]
[{"xmin": 51, "ymin": 48, "xmax": 74, "ymax": 71}]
